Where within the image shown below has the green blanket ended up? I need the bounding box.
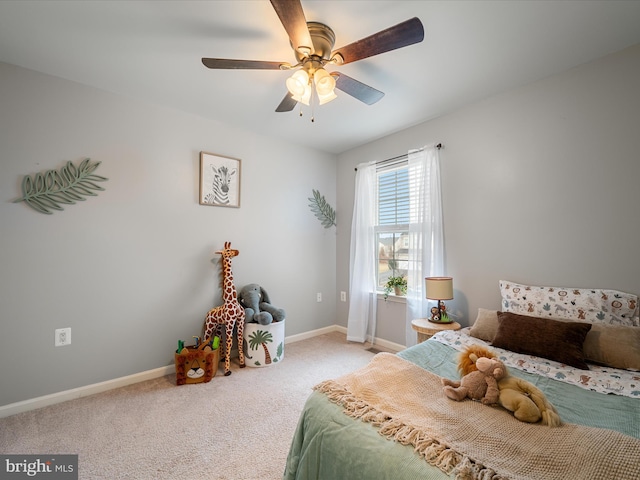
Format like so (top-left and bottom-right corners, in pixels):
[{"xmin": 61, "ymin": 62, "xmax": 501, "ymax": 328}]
[{"xmin": 284, "ymin": 391, "xmax": 452, "ymax": 480}]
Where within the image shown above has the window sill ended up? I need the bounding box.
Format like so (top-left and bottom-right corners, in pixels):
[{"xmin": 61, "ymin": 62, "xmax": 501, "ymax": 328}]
[{"xmin": 376, "ymin": 293, "xmax": 407, "ymax": 304}]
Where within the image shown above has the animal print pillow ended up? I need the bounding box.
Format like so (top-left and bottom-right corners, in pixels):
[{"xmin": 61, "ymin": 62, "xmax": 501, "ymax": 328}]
[{"xmin": 499, "ymin": 280, "xmax": 639, "ymax": 327}]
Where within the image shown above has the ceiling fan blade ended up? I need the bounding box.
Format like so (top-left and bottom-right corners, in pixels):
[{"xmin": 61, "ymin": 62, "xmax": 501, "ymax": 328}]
[
  {"xmin": 276, "ymin": 93, "xmax": 298, "ymax": 112},
  {"xmin": 202, "ymin": 58, "xmax": 286, "ymax": 70},
  {"xmin": 270, "ymin": 0, "xmax": 314, "ymax": 55},
  {"xmin": 334, "ymin": 73, "xmax": 385, "ymax": 105},
  {"xmin": 332, "ymin": 17, "xmax": 424, "ymax": 65}
]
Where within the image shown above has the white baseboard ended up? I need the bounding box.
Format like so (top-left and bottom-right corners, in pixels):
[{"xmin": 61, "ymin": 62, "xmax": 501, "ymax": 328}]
[
  {"xmin": 284, "ymin": 324, "xmax": 345, "ymax": 343},
  {"xmin": 0, "ymin": 365, "xmax": 175, "ymax": 419},
  {"xmin": 286, "ymin": 325, "xmax": 405, "ymax": 353},
  {"xmin": 366, "ymin": 335, "xmax": 405, "ymax": 353},
  {"xmin": 0, "ymin": 325, "xmax": 405, "ymax": 419}
]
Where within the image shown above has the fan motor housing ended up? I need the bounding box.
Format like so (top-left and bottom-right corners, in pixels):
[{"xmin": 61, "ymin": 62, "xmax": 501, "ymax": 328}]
[{"xmin": 293, "ymin": 22, "xmax": 336, "ymax": 63}]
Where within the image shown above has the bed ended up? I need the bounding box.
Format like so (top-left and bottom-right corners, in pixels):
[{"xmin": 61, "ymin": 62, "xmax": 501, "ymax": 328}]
[{"xmin": 283, "ymin": 281, "xmax": 640, "ymax": 480}]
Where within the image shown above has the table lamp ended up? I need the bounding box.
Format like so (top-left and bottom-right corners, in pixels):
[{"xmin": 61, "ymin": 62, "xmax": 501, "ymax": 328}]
[{"xmin": 425, "ymin": 277, "xmax": 453, "ymax": 323}]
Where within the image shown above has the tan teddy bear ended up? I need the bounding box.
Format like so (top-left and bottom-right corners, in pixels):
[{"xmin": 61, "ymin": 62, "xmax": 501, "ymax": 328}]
[
  {"xmin": 442, "ymin": 356, "xmax": 506, "ymax": 405},
  {"xmin": 453, "ymin": 345, "xmax": 562, "ymax": 426}
]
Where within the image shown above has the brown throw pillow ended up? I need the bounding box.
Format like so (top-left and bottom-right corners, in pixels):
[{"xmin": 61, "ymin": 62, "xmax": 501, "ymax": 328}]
[{"xmin": 493, "ymin": 312, "xmax": 592, "ymax": 369}]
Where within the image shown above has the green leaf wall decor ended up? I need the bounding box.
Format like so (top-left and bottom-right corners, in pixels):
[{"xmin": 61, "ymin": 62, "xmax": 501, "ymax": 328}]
[
  {"xmin": 13, "ymin": 158, "xmax": 108, "ymax": 215},
  {"xmin": 308, "ymin": 189, "xmax": 336, "ymax": 228}
]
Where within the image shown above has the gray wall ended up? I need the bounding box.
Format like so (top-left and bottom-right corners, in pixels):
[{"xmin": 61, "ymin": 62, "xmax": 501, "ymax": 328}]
[
  {"xmin": 336, "ymin": 45, "xmax": 640, "ymax": 346},
  {"xmin": 3, "ymin": 42, "xmax": 639, "ymax": 407},
  {"xmin": 0, "ymin": 62, "xmax": 337, "ymax": 407}
]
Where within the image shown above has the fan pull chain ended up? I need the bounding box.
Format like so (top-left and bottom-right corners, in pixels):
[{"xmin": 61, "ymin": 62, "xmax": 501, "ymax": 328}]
[{"xmin": 311, "ymin": 82, "xmax": 316, "ymax": 122}]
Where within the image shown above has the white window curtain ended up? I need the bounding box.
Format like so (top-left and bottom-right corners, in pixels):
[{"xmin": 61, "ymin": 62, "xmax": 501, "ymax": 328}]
[
  {"xmin": 347, "ymin": 163, "xmax": 377, "ymax": 343},
  {"xmin": 405, "ymin": 145, "xmax": 445, "ymax": 347}
]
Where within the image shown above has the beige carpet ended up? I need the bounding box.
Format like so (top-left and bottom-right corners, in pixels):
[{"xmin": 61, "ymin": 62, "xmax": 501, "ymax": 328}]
[{"xmin": 0, "ymin": 331, "xmax": 379, "ymax": 480}]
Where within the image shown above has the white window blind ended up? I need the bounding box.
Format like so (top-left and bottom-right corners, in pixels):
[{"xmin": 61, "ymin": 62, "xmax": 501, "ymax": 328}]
[
  {"xmin": 375, "ymin": 160, "xmax": 410, "ymax": 291},
  {"xmin": 378, "ymin": 165, "xmax": 409, "ymax": 227}
]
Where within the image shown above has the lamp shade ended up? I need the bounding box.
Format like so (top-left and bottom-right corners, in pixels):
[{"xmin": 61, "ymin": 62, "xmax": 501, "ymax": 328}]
[
  {"xmin": 292, "ymin": 83, "xmax": 311, "ymax": 105},
  {"xmin": 314, "ymin": 69, "xmax": 336, "ymax": 95},
  {"xmin": 317, "ymin": 89, "xmax": 337, "ymax": 105},
  {"xmin": 314, "ymin": 69, "xmax": 337, "ymax": 105},
  {"xmin": 425, "ymin": 277, "xmax": 453, "ymax": 300},
  {"xmin": 286, "ymin": 70, "xmax": 309, "ymax": 97}
]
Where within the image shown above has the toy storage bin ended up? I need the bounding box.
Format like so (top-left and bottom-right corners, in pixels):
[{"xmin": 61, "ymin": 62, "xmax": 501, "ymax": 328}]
[
  {"xmin": 243, "ymin": 319, "xmax": 285, "ymax": 367},
  {"xmin": 174, "ymin": 343, "xmax": 220, "ymax": 385}
]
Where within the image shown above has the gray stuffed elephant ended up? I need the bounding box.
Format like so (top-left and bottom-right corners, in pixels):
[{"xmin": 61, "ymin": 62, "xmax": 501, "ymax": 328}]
[{"xmin": 238, "ymin": 283, "xmax": 286, "ymax": 325}]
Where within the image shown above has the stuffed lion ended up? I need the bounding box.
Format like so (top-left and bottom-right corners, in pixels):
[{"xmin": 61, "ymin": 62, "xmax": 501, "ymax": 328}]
[{"xmin": 455, "ymin": 345, "xmax": 562, "ymax": 427}]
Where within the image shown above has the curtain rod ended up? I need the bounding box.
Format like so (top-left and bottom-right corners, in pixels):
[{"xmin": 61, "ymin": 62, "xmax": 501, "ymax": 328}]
[{"xmin": 354, "ymin": 143, "xmax": 442, "ymax": 171}]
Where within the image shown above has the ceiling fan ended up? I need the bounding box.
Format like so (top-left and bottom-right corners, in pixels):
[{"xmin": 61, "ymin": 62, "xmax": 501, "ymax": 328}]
[{"xmin": 202, "ymin": 0, "xmax": 424, "ymax": 114}]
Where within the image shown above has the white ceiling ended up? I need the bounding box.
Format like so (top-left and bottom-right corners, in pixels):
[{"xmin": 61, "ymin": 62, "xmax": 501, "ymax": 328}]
[{"xmin": 1, "ymin": 1, "xmax": 640, "ymax": 154}]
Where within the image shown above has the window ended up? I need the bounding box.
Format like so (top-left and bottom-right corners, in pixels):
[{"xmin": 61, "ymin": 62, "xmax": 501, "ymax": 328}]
[
  {"xmin": 349, "ymin": 145, "xmax": 443, "ymax": 346},
  {"xmin": 375, "ymin": 161, "xmax": 409, "ymax": 291}
]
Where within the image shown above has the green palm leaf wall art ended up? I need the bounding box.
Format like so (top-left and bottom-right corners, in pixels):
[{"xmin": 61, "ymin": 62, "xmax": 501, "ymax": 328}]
[
  {"xmin": 308, "ymin": 189, "xmax": 336, "ymax": 228},
  {"xmin": 13, "ymin": 158, "xmax": 108, "ymax": 214}
]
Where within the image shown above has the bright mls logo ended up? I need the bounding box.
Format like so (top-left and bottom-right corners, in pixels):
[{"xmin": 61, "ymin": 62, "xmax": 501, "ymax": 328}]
[{"xmin": 1, "ymin": 455, "xmax": 77, "ymax": 479}]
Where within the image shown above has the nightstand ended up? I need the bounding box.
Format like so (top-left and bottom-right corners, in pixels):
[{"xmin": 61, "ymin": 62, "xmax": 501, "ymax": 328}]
[{"xmin": 411, "ymin": 318, "xmax": 461, "ymax": 343}]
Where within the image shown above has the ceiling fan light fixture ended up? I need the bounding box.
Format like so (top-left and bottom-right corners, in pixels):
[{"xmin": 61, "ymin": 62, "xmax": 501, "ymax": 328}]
[
  {"xmin": 202, "ymin": 1, "xmax": 425, "ymax": 115},
  {"xmin": 286, "ymin": 70, "xmax": 310, "ymax": 97},
  {"xmin": 291, "ymin": 82, "xmax": 312, "ymax": 106},
  {"xmin": 317, "ymin": 90, "xmax": 337, "ymax": 105},
  {"xmin": 313, "ymin": 68, "xmax": 336, "ymax": 96}
]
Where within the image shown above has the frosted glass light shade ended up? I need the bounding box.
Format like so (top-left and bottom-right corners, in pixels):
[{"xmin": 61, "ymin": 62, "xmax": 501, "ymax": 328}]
[
  {"xmin": 292, "ymin": 83, "xmax": 311, "ymax": 105},
  {"xmin": 317, "ymin": 90, "xmax": 337, "ymax": 105},
  {"xmin": 286, "ymin": 70, "xmax": 309, "ymax": 97},
  {"xmin": 314, "ymin": 69, "xmax": 336, "ymax": 95}
]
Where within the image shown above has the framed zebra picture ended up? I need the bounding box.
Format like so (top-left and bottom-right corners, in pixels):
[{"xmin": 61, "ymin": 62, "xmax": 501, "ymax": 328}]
[{"xmin": 199, "ymin": 152, "xmax": 241, "ymax": 208}]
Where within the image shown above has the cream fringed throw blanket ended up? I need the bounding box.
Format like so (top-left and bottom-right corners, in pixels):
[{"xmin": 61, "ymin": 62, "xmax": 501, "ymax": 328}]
[{"xmin": 314, "ymin": 353, "xmax": 640, "ymax": 480}]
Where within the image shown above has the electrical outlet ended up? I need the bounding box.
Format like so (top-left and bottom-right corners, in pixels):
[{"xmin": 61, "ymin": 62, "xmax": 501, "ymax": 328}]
[
  {"xmin": 55, "ymin": 327, "xmax": 71, "ymax": 347},
  {"xmin": 340, "ymin": 291, "xmax": 347, "ymax": 302},
  {"xmin": 317, "ymin": 292, "xmax": 322, "ymax": 302}
]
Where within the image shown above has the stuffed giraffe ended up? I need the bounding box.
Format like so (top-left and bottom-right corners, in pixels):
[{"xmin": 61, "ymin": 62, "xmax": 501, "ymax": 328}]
[{"xmin": 203, "ymin": 241, "xmax": 246, "ymax": 376}]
